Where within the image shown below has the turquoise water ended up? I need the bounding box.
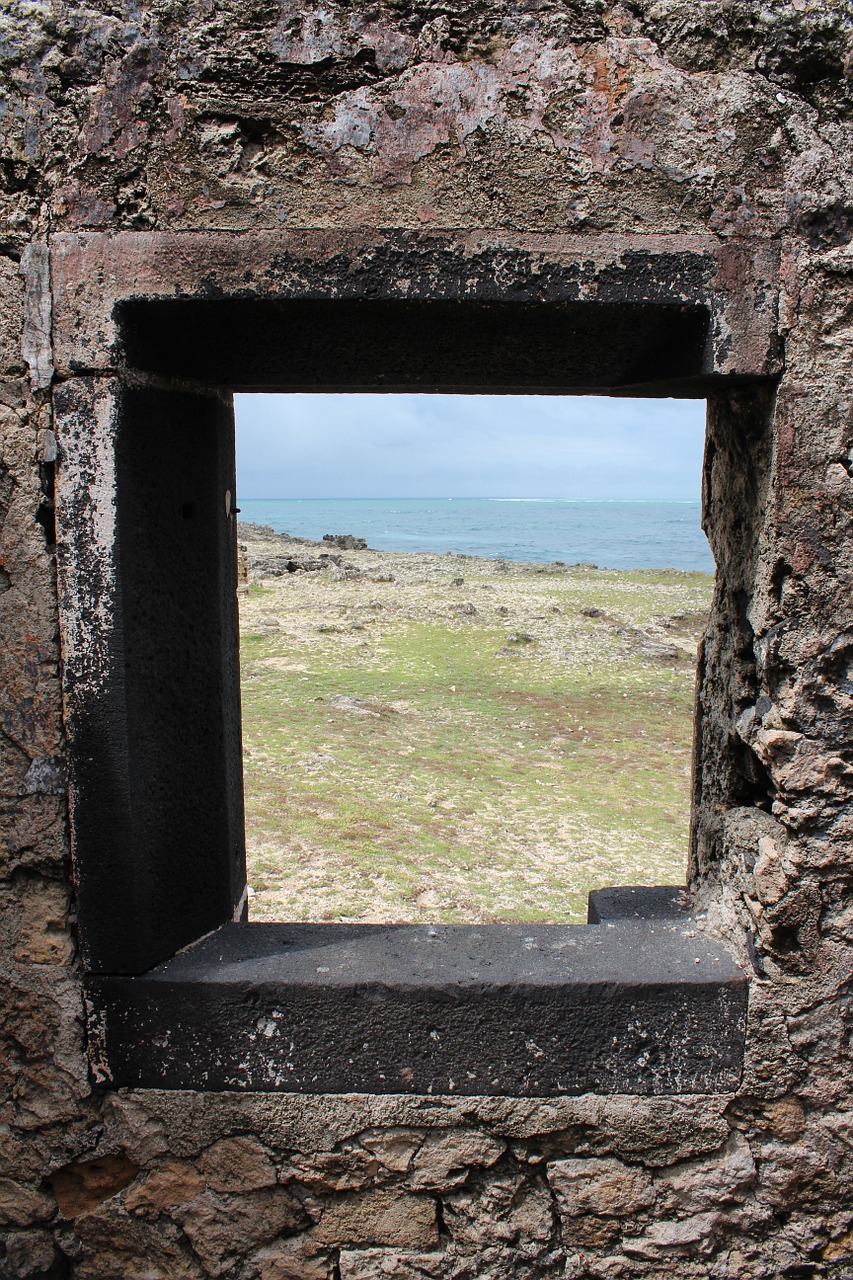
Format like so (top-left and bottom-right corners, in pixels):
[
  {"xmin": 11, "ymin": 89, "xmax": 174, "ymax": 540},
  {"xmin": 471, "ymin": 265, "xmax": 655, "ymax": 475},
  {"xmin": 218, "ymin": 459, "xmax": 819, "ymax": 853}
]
[{"xmin": 238, "ymin": 498, "xmax": 714, "ymax": 573}]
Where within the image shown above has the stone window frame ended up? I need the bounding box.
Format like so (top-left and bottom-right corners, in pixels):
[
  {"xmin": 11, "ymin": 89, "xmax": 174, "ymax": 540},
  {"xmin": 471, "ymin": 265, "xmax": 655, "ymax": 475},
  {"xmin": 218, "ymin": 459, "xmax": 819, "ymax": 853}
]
[{"xmin": 44, "ymin": 230, "xmax": 779, "ymax": 1096}]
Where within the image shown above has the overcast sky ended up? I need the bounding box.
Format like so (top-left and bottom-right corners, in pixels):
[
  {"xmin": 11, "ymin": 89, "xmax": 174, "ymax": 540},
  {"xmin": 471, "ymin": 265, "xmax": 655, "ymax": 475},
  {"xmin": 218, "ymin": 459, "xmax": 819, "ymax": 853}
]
[{"xmin": 234, "ymin": 394, "xmax": 707, "ymax": 501}]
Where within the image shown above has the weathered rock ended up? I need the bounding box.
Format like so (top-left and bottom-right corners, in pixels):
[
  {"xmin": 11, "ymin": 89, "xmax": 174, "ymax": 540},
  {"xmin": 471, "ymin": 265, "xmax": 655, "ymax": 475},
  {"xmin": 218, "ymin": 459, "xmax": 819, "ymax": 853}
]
[
  {"xmin": 310, "ymin": 1191, "xmax": 438, "ymax": 1249},
  {"xmin": 403, "ymin": 1130, "xmax": 505, "ymax": 1191},
  {"xmin": 636, "ymin": 641, "xmax": 681, "ymax": 662},
  {"xmin": 358, "ymin": 1128, "xmax": 423, "ymax": 1175},
  {"xmin": 338, "ymin": 1247, "xmax": 446, "ymax": 1279},
  {"xmin": 753, "ymin": 836, "xmax": 789, "ymax": 906},
  {"xmin": 623, "ymin": 1212, "xmax": 721, "ymax": 1259},
  {"xmin": 177, "ymin": 1187, "xmax": 309, "ymax": 1276},
  {"xmin": 123, "ymin": 1161, "xmax": 204, "ymax": 1217},
  {"xmin": 442, "ymin": 1173, "xmax": 555, "ymax": 1253},
  {"xmin": 654, "ymin": 1134, "xmax": 756, "ymax": 1215},
  {"xmin": 74, "ymin": 1207, "xmax": 204, "ymax": 1280},
  {"xmin": 250, "ymin": 1234, "xmax": 332, "ymax": 1280},
  {"xmin": 197, "ymin": 1136, "xmax": 277, "ymax": 1194},
  {"xmin": 12, "ymin": 880, "xmax": 75, "ymax": 965},
  {"xmin": 282, "ymin": 1149, "xmax": 381, "ymax": 1193},
  {"xmin": 323, "ymin": 535, "xmax": 368, "ymax": 551},
  {"xmin": 250, "ymin": 552, "xmax": 342, "ymax": 577},
  {"xmin": 548, "ymin": 1157, "xmax": 655, "ymax": 1218},
  {"xmin": 0, "ymin": 1178, "xmax": 55, "ymax": 1227},
  {"xmin": 0, "ymin": 1227, "xmax": 61, "ymax": 1278}
]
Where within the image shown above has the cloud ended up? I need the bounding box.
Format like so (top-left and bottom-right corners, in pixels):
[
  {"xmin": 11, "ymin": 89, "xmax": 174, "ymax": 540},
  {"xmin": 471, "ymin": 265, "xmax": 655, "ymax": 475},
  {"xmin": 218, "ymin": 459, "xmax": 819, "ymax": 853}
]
[{"xmin": 234, "ymin": 393, "xmax": 706, "ymax": 500}]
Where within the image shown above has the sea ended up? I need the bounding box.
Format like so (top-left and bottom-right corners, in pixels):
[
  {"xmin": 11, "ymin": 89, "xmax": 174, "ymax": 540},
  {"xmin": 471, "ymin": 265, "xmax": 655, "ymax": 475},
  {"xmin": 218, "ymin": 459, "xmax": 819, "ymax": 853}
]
[{"xmin": 238, "ymin": 498, "xmax": 714, "ymax": 574}]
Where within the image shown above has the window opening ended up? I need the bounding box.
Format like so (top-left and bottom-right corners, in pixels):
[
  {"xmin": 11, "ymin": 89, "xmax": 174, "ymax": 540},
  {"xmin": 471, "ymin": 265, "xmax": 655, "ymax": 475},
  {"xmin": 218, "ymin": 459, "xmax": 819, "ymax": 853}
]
[
  {"xmin": 54, "ymin": 270, "xmax": 754, "ymax": 1094},
  {"xmin": 234, "ymin": 393, "xmax": 711, "ymax": 927}
]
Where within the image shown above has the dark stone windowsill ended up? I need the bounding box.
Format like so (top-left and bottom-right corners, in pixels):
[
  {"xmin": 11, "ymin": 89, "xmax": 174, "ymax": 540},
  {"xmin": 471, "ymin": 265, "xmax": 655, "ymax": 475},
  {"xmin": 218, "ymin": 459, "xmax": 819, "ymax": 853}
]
[{"xmin": 86, "ymin": 891, "xmax": 748, "ymax": 1097}]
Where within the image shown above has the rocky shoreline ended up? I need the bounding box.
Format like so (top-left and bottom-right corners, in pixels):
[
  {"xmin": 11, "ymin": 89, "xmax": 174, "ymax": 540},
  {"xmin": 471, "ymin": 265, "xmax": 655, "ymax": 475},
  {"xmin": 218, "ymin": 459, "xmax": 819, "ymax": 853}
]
[{"xmin": 238, "ymin": 520, "xmax": 711, "ymax": 668}]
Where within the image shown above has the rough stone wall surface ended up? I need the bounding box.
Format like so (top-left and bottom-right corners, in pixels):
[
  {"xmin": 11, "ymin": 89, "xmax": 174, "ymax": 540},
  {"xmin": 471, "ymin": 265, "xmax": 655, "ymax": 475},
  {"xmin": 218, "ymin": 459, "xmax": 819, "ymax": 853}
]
[{"xmin": 2, "ymin": 0, "xmax": 853, "ymax": 1277}]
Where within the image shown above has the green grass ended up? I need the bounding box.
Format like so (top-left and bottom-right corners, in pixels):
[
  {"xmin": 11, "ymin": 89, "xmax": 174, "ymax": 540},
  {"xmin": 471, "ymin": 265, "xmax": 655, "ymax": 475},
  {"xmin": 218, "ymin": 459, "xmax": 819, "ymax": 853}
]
[{"xmin": 240, "ymin": 564, "xmax": 712, "ymax": 924}]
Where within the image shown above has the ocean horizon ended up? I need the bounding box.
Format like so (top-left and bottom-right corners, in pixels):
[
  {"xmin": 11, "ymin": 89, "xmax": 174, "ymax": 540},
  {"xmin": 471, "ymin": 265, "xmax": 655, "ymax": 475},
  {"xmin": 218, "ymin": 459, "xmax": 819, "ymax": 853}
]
[{"xmin": 238, "ymin": 497, "xmax": 714, "ymax": 574}]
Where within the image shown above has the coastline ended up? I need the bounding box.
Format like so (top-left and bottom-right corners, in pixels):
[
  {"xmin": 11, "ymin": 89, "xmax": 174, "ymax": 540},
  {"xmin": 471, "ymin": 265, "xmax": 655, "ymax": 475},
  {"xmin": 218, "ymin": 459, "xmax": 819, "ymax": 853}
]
[
  {"xmin": 237, "ymin": 519, "xmax": 714, "ymax": 582},
  {"xmin": 236, "ymin": 495, "xmax": 715, "ymax": 573}
]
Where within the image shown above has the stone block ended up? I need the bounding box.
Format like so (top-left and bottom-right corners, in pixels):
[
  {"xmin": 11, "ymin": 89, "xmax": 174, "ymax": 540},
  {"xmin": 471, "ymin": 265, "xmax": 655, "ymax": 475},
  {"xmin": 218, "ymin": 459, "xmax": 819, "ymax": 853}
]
[
  {"xmin": 197, "ymin": 1137, "xmax": 277, "ymax": 1194},
  {"xmin": 0, "ymin": 256, "xmax": 25, "ymax": 378},
  {"xmin": 13, "ymin": 880, "xmax": 75, "ymax": 966},
  {"xmin": 99, "ymin": 1094, "xmax": 171, "ymax": 1167},
  {"xmin": 623, "ymin": 1211, "xmax": 721, "ymax": 1258},
  {"xmin": 358, "ymin": 1128, "xmax": 423, "ymax": 1174},
  {"xmin": 88, "ymin": 920, "xmax": 747, "ymax": 1095},
  {"xmin": 726, "ymin": 1093, "xmax": 807, "ymax": 1142},
  {"xmin": 548, "ymin": 1157, "xmax": 655, "ymax": 1218},
  {"xmin": 250, "ymin": 1235, "xmax": 332, "ymax": 1280},
  {"xmin": 754, "ymin": 836, "xmax": 789, "ymax": 906},
  {"xmin": 823, "ymin": 1225, "xmax": 853, "ymax": 1264},
  {"xmin": 655, "ymin": 1134, "xmax": 756, "ymax": 1214},
  {"xmin": 123, "ymin": 1161, "xmax": 204, "ymax": 1216},
  {"xmin": 443, "ymin": 1174, "xmax": 555, "ymax": 1253},
  {"xmin": 565, "ymin": 1216, "xmax": 622, "ymax": 1249},
  {"xmin": 74, "ymin": 1206, "xmax": 204, "ymax": 1280},
  {"xmin": 282, "ymin": 1150, "xmax": 380, "ymax": 1194},
  {"xmin": 0, "ymin": 1178, "xmax": 54, "ymax": 1227},
  {"xmin": 756, "ymin": 1131, "xmax": 842, "ymax": 1209},
  {"xmin": 403, "ymin": 1129, "xmax": 505, "ymax": 1190},
  {"xmin": 339, "ymin": 1247, "xmax": 446, "ymax": 1279},
  {"xmin": 311, "ymin": 1190, "xmax": 438, "ymax": 1249},
  {"xmin": 0, "ymin": 1228, "xmax": 59, "ymax": 1277},
  {"xmin": 178, "ymin": 1187, "xmax": 308, "ymax": 1276}
]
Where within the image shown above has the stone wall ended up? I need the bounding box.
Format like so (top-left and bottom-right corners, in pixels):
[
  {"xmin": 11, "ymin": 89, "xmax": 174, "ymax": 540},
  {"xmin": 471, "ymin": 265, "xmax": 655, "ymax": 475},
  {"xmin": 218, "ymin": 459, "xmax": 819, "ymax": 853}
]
[{"xmin": 2, "ymin": 1, "xmax": 853, "ymax": 1276}]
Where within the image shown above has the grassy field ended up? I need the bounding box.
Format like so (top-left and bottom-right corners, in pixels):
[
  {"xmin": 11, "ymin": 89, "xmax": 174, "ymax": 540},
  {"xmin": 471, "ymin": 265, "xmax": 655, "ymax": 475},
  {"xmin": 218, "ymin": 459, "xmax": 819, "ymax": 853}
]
[{"xmin": 239, "ymin": 530, "xmax": 713, "ymax": 924}]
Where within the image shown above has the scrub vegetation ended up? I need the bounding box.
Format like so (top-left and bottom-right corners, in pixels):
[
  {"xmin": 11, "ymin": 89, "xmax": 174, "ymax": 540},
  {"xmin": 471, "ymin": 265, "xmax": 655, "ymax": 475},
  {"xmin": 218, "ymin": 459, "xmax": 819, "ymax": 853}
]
[{"xmin": 239, "ymin": 528, "xmax": 714, "ymax": 924}]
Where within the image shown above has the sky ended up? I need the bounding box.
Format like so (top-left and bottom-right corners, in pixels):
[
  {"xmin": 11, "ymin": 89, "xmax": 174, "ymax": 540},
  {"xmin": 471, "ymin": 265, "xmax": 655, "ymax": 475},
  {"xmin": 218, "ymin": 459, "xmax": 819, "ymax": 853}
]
[{"xmin": 234, "ymin": 394, "xmax": 707, "ymax": 501}]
